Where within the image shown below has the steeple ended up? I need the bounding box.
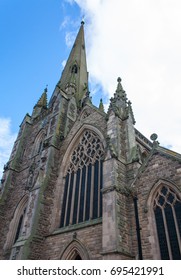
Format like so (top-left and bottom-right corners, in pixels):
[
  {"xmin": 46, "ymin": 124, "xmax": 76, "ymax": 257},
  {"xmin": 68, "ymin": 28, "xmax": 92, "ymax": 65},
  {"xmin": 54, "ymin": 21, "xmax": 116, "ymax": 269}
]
[{"xmin": 58, "ymin": 21, "xmax": 88, "ymax": 107}]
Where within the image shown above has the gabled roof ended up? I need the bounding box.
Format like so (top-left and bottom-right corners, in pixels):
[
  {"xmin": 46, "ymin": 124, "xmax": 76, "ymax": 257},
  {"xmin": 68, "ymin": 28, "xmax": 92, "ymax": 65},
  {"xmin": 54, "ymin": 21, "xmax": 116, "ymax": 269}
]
[
  {"xmin": 155, "ymin": 145, "xmax": 181, "ymax": 162},
  {"xmin": 131, "ymin": 141, "xmax": 181, "ymax": 189}
]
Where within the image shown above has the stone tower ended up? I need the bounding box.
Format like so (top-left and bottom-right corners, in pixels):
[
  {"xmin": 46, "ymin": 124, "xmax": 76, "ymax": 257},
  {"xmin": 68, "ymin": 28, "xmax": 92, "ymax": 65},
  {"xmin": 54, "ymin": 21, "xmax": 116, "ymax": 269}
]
[{"xmin": 0, "ymin": 22, "xmax": 181, "ymax": 260}]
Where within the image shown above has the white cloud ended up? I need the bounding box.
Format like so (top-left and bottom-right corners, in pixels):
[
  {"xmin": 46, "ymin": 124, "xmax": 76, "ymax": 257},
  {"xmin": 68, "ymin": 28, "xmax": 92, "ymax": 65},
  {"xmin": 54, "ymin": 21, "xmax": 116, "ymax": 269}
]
[
  {"xmin": 65, "ymin": 31, "xmax": 77, "ymax": 48},
  {"xmin": 0, "ymin": 118, "xmax": 17, "ymax": 178},
  {"xmin": 60, "ymin": 16, "xmax": 70, "ymax": 30},
  {"xmin": 61, "ymin": 59, "xmax": 67, "ymax": 68},
  {"xmin": 68, "ymin": 0, "xmax": 181, "ymax": 153}
]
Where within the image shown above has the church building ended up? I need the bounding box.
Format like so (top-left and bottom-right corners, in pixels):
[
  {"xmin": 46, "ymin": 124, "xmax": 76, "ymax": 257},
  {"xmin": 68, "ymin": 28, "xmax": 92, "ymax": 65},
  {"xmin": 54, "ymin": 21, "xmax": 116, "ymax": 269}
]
[{"xmin": 0, "ymin": 21, "xmax": 180, "ymax": 260}]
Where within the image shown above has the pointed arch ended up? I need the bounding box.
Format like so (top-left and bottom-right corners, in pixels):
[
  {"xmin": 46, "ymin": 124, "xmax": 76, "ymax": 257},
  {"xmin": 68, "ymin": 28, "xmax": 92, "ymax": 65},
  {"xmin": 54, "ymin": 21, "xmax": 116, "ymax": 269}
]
[
  {"xmin": 4, "ymin": 194, "xmax": 28, "ymax": 251},
  {"xmin": 146, "ymin": 179, "xmax": 181, "ymax": 259},
  {"xmin": 32, "ymin": 129, "xmax": 46, "ymax": 156},
  {"xmin": 60, "ymin": 239, "xmax": 90, "ymax": 260},
  {"xmin": 62, "ymin": 124, "xmax": 106, "ymax": 175},
  {"xmin": 58, "ymin": 125, "xmax": 106, "ymax": 228},
  {"xmin": 145, "ymin": 179, "xmax": 181, "ymax": 210}
]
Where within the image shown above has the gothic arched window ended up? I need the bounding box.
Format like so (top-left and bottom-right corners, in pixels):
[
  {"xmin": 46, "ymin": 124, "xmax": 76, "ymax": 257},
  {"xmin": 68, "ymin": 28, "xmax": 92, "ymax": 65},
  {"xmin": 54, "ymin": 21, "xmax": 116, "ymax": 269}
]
[
  {"xmin": 60, "ymin": 130, "xmax": 104, "ymax": 227},
  {"xmin": 153, "ymin": 186, "xmax": 181, "ymax": 259},
  {"xmin": 14, "ymin": 207, "xmax": 26, "ymax": 244},
  {"xmin": 33, "ymin": 130, "xmax": 45, "ymax": 156},
  {"xmin": 4, "ymin": 195, "xmax": 28, "ymax": 252}
]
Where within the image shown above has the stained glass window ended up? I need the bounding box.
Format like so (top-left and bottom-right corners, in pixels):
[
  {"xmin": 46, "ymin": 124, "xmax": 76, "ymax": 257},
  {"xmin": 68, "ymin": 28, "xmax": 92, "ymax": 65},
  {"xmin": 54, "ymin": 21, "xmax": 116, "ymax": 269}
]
[{"xmin": 60, "ymin": 130, "xmax": 104, "ymax": 227}]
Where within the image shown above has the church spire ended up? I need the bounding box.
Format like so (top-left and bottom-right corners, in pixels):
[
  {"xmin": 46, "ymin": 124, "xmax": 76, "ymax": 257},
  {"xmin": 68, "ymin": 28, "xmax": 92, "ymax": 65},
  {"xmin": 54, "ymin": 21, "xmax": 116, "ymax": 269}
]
[{"xmin": 58, "ymin": 21, "xmax": 88, "ymax": 107}]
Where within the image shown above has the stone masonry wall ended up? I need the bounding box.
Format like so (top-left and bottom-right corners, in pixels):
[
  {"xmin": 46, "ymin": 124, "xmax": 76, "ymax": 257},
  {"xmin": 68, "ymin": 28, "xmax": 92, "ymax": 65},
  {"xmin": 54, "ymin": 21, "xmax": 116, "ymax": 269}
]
[
  {"xmin": 43, "ymin": 223, "xmax": 102, "ymax": 260},
  {"xmin": 134, "ymin": 152, "xmax": 181, "ymax": 259},
  {"xmin": 27, "ymin": 106, "xmax": 107, "ymax": 259}
]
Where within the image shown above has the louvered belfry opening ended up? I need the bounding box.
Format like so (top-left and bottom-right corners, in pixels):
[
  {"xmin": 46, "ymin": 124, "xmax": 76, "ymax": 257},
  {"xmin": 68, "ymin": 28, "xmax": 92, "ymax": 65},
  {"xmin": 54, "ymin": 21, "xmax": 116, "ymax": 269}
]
[{"xmin": 60, "ymin": 130, "xmax": 104, "ymax": 227}]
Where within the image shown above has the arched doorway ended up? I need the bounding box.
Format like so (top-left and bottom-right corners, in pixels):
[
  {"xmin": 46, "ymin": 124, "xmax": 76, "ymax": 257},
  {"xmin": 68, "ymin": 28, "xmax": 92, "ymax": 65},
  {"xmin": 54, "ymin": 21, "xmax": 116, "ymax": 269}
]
[{"xmin": 60, "ymin": 239, "xmax": 89, "ymax": 260}]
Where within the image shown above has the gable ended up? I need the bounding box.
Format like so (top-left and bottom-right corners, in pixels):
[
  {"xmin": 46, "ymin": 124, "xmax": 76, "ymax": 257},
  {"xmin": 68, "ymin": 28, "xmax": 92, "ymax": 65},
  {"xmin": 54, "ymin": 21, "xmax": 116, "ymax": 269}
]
[{"xmin": 133, "ymin": 150, "xmax": 181, "ymax": 198}]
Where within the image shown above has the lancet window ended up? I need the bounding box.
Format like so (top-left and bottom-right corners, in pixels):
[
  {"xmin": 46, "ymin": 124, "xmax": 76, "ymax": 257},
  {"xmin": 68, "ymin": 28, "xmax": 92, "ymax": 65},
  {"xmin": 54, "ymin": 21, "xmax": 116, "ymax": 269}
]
[
  {"xmin": 33, "ymin": 131, "xmax": 45, "ymax": 156},
  {"xmin": 14, "ymin": 207, "xmax": 26, "ymax": 244},
  {"xmin": 60, "ymin": 130, "xmax": 104, "ymax": 227},
  {"xmin": 4, "ymin": 195, "xmax": 28, "ymax": 252},
  {"xmin": 153, "ymin": 186, "xmax": 181, "ymax": 259}
]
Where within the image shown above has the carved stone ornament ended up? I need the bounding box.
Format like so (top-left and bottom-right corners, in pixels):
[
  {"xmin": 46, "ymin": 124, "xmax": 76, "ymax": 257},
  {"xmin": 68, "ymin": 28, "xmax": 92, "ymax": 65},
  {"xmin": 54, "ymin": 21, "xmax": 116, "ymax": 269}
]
[
  {"xmin": 26, "ymin": 161, "xmax": 37, "ymax": 190},
  {"xmin": 67, "ymin": 97, "xmax": 77, "ymax": 121},
  {"xmin": 81, "ymin": 108, "xmax": 91, "ymax": 120}
]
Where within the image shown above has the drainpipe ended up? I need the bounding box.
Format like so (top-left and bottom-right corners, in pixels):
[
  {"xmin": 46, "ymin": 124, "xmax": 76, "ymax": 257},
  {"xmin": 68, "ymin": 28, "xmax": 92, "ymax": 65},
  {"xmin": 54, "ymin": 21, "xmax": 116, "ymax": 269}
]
[{"xmin": 133, "ymin": 196, "xmax": 143, "ymax": 260}]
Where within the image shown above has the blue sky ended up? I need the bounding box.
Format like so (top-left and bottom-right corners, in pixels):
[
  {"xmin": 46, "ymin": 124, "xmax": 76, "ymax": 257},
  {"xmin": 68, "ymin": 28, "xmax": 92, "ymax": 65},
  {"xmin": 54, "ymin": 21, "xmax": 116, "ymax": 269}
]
[
  {"xmin": 1, "ymin": 0, "xmax": 181, "ymax": 177},
  {"xmin": 0, "ymin": 0, "xmax": 83, "ymax": 132},
  {"xmin": 0, "ymin": 0, "xmax": 85, "ymax": 176}
]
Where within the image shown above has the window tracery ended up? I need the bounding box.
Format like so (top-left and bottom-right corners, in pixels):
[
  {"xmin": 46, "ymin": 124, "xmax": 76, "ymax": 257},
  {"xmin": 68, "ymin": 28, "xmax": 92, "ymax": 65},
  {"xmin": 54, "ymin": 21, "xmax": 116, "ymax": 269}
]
[
  {"xmin": 60, "ymin": 130, "xmax": 104, "ymax": 227},
  {"xmin": 153, "ymin": 185, "xmax": 181, "ymax": 259}
]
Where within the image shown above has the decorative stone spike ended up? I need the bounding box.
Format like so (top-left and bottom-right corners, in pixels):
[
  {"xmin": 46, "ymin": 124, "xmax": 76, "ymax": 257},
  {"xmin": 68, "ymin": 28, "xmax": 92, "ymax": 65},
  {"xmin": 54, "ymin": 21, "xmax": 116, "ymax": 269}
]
[
  {"xmin": 99, "ymin": 98, "xmax": 104, "ymax": 112},
  {"xmin": 116, "ymin": 77, "xmax": 124, "ymax": 93},
  {"xmin": 32, "ymin": 87, "xmax": 48, "ymax": 118},
  {"xmin": 36, "ymin": 87, "xmax": 48, "ymax": 108},
  {"xmin": 128, "ymin": 100, "xmax": 136, "ymax": 125}
]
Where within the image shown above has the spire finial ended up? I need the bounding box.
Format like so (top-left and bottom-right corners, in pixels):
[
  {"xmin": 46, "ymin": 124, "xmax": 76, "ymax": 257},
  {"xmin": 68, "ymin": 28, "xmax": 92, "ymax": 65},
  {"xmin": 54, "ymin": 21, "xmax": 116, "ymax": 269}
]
[
  {"xmin": 116, "ymin": 77, "xmax": 124, "ymax": 94},
  {"xmin": 150, "ymin": 133, "xmax": 159, "ymax": 147},
  {"xmin": 117, "ymin": 77, "xmax": 121, "ymax": 83},
  {"xmin": 99, "ymin": 98, "xmax": 104, "ymax": 112},
  {"xmin": 81, "ymin": 19, "xmax": 85, "ymax": 25},
  {"xmin": 150, "ymin": 133, "xmax": 158, "ymax": 142},
  {"xmin": 44, "ymin": 85, "xmax": 48, "ymax": 93}
]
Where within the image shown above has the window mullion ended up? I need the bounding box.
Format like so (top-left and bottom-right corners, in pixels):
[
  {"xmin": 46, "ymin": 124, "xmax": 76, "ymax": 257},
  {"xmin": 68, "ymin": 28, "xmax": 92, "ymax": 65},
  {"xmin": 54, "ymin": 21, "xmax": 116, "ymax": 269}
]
[
  {"xmin": 76, "ymin": 168, "xmax": 82, "ymax": 224},
  {"xmin": 162, "ymin": 208, "xmax": 173, "ymax": 259},
  {"xmin": 83, "ymin": 165, "xmax": 88, "ymax": 222},
  {"xmin": 90, "ymin": 164, "xmax": 94, "ymax": 219},
  {"xmin": 98, "ymin": 160, "xmax": 101, "ymax": 217},
  {"xmin": 64, "ymin": 172, "xmax": 71, "ymax": 227},
  {"xmin": 70, "ymin": 172, "xmax": 77, "ymax": 225},
  {"xmin": 172, "ymin": 205, "xmax": 181, "ymax": 253}
]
